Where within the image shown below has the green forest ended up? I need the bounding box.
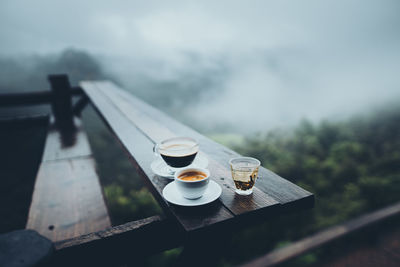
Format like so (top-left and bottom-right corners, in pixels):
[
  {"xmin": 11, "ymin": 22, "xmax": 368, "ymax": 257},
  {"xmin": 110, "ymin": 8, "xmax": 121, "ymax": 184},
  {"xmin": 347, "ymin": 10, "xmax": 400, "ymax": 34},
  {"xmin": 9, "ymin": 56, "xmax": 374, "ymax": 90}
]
[{"xmin": 236, "ymin": 106, "xmax": 400, "ymax": 230}]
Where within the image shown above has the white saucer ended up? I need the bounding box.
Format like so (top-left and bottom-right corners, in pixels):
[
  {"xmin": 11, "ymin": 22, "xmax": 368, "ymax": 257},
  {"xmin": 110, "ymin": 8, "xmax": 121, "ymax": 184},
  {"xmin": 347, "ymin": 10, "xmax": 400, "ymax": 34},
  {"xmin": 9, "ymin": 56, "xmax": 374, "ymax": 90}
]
[
  {"xmin": 162, "ymin": 180, "xmax": 222, "ymax": 206},
  {"xmin": 150, "ymin": 153, "xmax": 209, "ymax": 179}
]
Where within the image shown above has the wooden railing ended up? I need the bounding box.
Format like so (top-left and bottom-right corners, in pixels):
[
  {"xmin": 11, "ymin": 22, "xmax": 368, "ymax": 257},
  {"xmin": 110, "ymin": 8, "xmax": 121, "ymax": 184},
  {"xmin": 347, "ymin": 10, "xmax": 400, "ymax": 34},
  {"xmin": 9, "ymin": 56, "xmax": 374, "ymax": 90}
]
[
  {"xmin": 0, "ymin": 87, "xmax": 83, "ymax": 106},
  {"xmin": 241, "ymin": 201, "xmax": 400, "ymax": 267}
]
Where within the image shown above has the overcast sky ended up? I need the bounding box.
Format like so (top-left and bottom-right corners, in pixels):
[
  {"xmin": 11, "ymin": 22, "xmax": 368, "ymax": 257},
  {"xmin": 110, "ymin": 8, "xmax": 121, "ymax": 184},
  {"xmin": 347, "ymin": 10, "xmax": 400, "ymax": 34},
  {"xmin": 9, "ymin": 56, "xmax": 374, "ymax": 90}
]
[{"xmin": 1, "ymin": 0, "xmax": 400, "ymax": 132}]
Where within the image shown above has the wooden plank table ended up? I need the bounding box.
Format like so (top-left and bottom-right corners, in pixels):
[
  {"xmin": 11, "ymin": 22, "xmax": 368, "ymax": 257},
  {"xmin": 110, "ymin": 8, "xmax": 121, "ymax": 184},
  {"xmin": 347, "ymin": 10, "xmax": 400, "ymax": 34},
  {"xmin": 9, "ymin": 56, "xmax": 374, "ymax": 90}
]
[
  {"xmin": 81, "ymin": 81, "xmax": 314, "ymax": 236},
  {"xmin": 26, "ymin": 118, "xmax": 111, "ymax": 242}
]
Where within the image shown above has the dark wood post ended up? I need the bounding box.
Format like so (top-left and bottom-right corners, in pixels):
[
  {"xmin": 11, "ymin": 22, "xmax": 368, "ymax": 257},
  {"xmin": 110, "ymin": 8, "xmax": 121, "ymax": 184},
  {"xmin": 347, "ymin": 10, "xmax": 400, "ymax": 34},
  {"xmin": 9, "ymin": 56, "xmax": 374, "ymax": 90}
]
[{"xmin": 48, "ymin": 74, "xmax": 74, "ymax": 129}]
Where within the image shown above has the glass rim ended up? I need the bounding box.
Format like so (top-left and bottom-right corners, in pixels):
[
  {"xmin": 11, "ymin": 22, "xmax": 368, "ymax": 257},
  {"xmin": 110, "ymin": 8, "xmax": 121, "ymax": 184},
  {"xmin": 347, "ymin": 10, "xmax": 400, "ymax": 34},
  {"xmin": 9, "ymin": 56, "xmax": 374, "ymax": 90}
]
[
  {"xmin": 229, "ymin": 157, "xmax": 261, "ymax": 167},
  {"xmin": 159, "ymin": 136, "xmax": 199, "ymax": 150}
]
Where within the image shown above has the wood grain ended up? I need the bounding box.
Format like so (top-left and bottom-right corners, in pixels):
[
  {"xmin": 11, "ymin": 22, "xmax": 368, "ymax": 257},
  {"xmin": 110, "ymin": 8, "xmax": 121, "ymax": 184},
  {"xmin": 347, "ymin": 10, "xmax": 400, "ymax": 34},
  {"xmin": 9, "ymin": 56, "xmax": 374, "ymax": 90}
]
[
  {"xmin": 93, "ymin": 82, "xmax": 280, "ymax": 215},
  {"xmin": 26, "ymin": 119, "xmax": 111, "ymax": 242},
  {"xmin": 42, "ymin": 119, "xmax": 91, "ymax": 162},
  {"xmin": 48, "ymin": 75, "xmax": 74, "ymax": 127},
  {"xmin": 54, "ymin": 215, "xmax": 167, "ymax": 250},
  {"xmin": 100, "ymin": 81, "xmax": 313, "ymax": 208},
  {"xmin": 0, "ymin": 114, "xmax": 49, "ymax": 129},
  {"xmin": 0, "ymin": 87, "xmax": 83, "ymax": 107},
  {"xmin": 81, "ymin": 81, "xmax": 313, "ymax": 233},
  {"xmin": 52, "ymin": 215, "xmax": 182, "ymax": 266}
]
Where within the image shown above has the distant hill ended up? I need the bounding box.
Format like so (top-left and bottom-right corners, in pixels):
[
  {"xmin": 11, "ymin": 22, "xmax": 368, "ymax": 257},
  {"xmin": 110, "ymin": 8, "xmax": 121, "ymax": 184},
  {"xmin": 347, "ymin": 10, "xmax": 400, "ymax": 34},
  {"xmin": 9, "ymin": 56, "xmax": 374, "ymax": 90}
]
[{"xmin": 0, "ymin": 49, "xmax": 112, "ymax": 117}]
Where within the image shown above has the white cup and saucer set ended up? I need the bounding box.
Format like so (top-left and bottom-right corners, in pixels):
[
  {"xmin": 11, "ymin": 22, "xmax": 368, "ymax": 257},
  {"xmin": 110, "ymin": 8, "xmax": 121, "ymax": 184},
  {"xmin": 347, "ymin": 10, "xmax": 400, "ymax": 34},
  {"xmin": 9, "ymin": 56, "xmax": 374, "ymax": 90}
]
[{"xmin": 150, "ymin": 137, "xmax": 221, "ymax": 206}]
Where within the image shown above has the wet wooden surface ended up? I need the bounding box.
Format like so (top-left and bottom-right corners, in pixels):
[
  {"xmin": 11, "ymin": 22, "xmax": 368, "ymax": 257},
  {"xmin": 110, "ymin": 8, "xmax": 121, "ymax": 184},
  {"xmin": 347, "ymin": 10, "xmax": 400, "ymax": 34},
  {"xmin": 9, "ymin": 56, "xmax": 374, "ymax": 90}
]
[
  {"xmin": 26, "ymin": 118, "xmax": 111, "ymax": 242},
  {"xmin": 81, "ymin": 81, "xmax": 314, "ymax": 234}
]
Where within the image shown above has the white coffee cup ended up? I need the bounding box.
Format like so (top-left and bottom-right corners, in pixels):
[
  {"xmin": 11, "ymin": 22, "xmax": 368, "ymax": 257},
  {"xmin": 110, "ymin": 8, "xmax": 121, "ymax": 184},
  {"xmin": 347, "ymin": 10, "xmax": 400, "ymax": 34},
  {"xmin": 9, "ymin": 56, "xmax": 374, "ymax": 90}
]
[{"xmin": 174, "ymin": 167, "xmax": 210, "ymax": 199}]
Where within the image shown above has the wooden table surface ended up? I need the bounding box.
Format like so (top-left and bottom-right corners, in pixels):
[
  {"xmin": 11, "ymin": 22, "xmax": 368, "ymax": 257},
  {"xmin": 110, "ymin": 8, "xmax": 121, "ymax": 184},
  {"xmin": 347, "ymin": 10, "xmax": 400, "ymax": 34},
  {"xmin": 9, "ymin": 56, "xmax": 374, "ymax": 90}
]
[{"xmin": 81, "ymin": 81, "xmax": 314, "ymax": 234}]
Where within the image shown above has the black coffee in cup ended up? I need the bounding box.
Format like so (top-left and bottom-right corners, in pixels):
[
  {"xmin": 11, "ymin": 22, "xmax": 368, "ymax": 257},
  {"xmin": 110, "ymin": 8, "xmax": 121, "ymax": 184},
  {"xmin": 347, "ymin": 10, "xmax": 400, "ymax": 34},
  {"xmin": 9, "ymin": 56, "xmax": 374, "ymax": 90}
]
[
  {"xmin": 160, "ymin": 144, "xmax": 198, "ymax": 167},
  {"xmin": 156, "ymin": 137, "xmax": 199, "ymax": 169}
]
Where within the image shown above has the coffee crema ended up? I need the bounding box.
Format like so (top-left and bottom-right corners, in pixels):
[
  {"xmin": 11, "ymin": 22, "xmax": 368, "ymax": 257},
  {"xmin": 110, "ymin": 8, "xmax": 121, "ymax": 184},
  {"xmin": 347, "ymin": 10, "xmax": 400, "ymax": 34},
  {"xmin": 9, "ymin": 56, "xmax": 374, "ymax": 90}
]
[{"xmin": 178, "ymin": 171, "xmax": 207, "ymax": 181}]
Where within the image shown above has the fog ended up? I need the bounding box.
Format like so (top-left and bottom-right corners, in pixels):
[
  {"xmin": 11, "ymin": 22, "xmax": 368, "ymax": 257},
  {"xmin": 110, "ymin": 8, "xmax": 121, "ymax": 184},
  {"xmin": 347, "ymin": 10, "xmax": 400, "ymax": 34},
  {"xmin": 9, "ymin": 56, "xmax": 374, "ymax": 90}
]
[{"xmin": 1, "ymin": 0, "xmax": 400, "ymax": 133}]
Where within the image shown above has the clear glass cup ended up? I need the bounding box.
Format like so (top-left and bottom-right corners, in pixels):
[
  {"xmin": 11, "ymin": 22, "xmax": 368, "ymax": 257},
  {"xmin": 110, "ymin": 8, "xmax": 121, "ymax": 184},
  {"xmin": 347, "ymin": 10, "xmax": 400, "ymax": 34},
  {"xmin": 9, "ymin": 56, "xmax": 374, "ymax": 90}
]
[
  {"xmin": 153, "ymin": 137, "xmax": 199, "ymax": 174},
  {"xmin": 229, "ymin": 157, "xmax": 261, "ymax": 195}
]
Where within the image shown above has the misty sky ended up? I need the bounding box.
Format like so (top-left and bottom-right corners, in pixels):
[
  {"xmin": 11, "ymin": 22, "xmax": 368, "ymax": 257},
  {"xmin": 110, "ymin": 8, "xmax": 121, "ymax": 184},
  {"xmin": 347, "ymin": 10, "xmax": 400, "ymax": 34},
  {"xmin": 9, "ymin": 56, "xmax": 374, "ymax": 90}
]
[{"xmin": 1, "ymin": 0, "xmax": 400, "ymax": 132}]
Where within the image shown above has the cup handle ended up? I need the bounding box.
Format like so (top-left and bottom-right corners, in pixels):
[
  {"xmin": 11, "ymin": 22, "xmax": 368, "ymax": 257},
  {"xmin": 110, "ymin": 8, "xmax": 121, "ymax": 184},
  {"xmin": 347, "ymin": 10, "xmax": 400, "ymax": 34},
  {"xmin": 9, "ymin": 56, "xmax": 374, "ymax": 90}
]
[{"xmin": 153, "ymin": 143, "xmax": 160, "ymax": 157}]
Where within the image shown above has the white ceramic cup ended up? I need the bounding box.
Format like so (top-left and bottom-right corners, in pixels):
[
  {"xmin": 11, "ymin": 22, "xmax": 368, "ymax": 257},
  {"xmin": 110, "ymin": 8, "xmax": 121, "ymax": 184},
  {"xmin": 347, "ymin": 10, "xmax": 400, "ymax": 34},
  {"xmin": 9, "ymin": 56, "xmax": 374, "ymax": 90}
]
[{"xmin": 174, "ymin": 167, "xmax": 210, "ymax": 199}]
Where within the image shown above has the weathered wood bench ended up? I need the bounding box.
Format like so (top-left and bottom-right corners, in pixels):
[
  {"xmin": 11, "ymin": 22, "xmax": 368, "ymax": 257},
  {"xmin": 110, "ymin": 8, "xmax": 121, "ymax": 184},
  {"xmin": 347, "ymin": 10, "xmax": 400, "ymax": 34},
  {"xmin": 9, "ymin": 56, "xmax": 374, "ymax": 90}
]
[
  {"xmin": 26, "ymin": 118, "xmax": 111, "ymax": 241},
  {"xmin": 21, "ymin": 76, "xmax": 110, "ymax": 242}
]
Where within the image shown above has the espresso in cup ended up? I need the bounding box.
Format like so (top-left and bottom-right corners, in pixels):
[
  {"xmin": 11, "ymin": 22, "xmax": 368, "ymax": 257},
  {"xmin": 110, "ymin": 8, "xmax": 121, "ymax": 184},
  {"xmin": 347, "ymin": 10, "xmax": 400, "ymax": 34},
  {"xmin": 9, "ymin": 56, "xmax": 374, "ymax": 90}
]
[
  {"xmin": 175, "ymin": 167, "xmax": 210, "ymax": 199},
  {"xmin": 156, "ymin": 137, "xmax": 199, "ymax": 169},
  {"xmin": 178, "ymin": 170, "xmax": 207, "ymax": 181}
]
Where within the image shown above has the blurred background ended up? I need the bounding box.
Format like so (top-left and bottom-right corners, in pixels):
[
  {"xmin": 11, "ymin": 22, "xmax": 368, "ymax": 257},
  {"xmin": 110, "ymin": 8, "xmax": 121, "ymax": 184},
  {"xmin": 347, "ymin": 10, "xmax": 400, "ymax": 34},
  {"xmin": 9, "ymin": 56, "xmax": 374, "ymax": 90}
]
[{"xmin": 1, "ymin": 0, "xmax": 399, "ymax": 266}]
